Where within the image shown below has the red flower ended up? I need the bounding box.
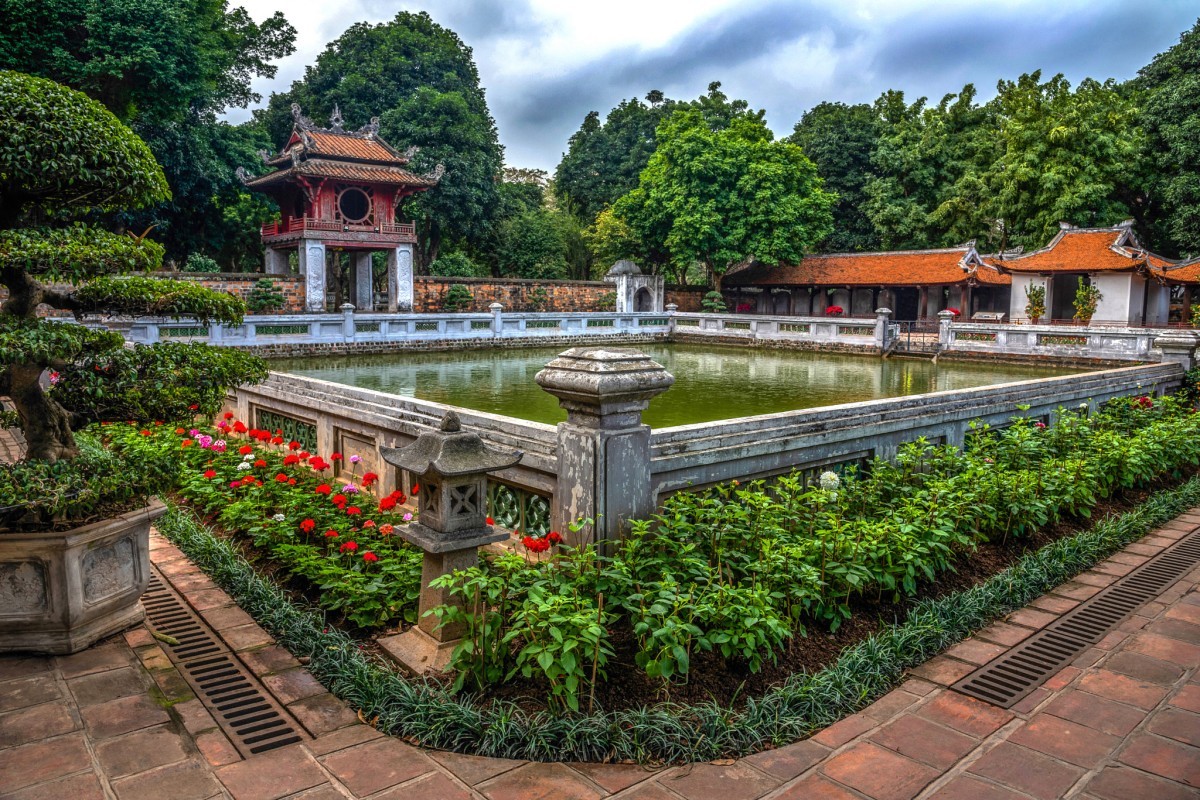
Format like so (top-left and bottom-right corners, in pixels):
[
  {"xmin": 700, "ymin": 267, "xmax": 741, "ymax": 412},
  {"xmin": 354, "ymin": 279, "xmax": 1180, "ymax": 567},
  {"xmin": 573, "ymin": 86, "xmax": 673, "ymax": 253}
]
[
  {"xmin": 271, "ymin": 436, "xmax": 284, "ymax": 445},
  {"xmin": 288, "ymin": 478, "xmax": 296, "ymax": 485},
  {"xmin": 254, "ymin": 459, "xmax": 267, "ymax": 468},
  {"xmin": 346, "ymin": 506, "xmax": 361, "ymax": 516},
  {"xmin": 308, "ymin": 456, "xmax": 330, "ymax": 471},
  {"xmin": 486, "ymin": 516, "xmax": 495, "ymax": 525},
  {"xmin": 274, "ymin": 473, "xmax": 289, "ymax": 483},
  {"xmin": 203, "ymin": 469, "xmax": 216, "ymax": 479},
  {"xmin": 239, "ymin": 445, "xmax": 253, "ymax": 455},
  {"xmin": 379, "ymin": 497, "xmax": 397, "ymax": 511},
  {"xmin": 300, "ymin": 519, "xmax": 316, "ymax": 533},
  {"xmin": 379, "ymin": 523, "xmax": 394, "ymax": 535},
  {"xmin": 332, "ymin": 493, "xmax": 347, "ymax": 506},
  {"xmin": 331, "ymin": 452, "xmax": 343, "ymax": 461},
  {"xmin": 229, "ymin": 481, "xmax": 240, "ymax": 489},
  {"xmin": 362, "ymin": 519, "xmax": 376, "ymax": 528},
  {"xmin": 315, "ymin": 484, "xmax": 332, "ymax": 495},
  {"xmin": 140, "ymin": 429, "xmax": 152, "ymax": 436},
  {"xmin": 362, "ymin": 551, "xmax": 378, "ymax": 563},
  {"xmin": 299, "ymin": 451, "xmax": 310, "ymax": 459},
  {"xmin": 283, "ymin": 454, "xmax": 300, "ymax": 466},
  {"xmin": 288, "ymin": 441, "xmax": 301, "ymax": 451},
  {"xmin": 324, "ymin": 529, "xmax": 339, "ymax": 538},
  {"xmin": 175, "ymin": 427, "xmax": 186, "ymax": 435},
  {"xmin": 223, "ymin": 412, "xmax": 234, "ymax": 420},
  {"xmin": 411, "ymin": 484, "xmax": 419, "ymax": 495},
  {"xmin": 339, "ymin": 541, "xmax": 358, "ymax": 553},
  {"xmin": 181, "ymin": 439, "xmax": 193, "ymax": 448},
  {"xmin": 361, "ymin": 472, "xmax": 378, "ymax": 487},
  {"xmin": 521, "ymin": 535, "xmax": 550, "ymax": 553},
  {"xmin": 233, "ymin": 421, "xmax": 247, "ymax": 433},
  {"xmin": 547, "ymin": 531, "xmax": 563, "ymax": 545}
]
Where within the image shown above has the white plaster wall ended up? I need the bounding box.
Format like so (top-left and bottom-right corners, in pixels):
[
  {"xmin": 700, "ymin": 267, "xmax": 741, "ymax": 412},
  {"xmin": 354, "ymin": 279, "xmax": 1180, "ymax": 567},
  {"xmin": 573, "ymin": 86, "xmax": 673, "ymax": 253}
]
[
  {"xmin": 1011, "ymin": 276, "xmax": 1049, "ymax": 322},
  {"xmin": 1093, "ymin": 273, "xmax": 1133, "ymax": 323}
]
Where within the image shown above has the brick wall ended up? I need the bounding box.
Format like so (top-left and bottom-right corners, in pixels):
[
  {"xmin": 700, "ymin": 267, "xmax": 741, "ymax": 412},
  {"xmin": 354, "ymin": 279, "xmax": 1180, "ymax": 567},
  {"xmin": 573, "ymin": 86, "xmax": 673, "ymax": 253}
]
[
  {"xmin": 413, "ymin": 277, "xmax": 612, "ymax": 313},
  {"xmin": 163, "ymin": 273, "xmax": 307, "ymax": 313},
  {"xmin": 3, "ymin": 272, "xmax": 709, "ymax": 316}
]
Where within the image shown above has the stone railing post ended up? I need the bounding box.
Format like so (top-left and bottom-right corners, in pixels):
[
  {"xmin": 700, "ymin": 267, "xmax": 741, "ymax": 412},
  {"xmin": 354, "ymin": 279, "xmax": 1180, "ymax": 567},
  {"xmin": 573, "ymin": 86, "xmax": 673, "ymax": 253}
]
[
  {"xmin": 874, "ymin": 307, "xmax": 892, "ymax": 348},
  {"xmin": 489, "ymin": 302, "xmax": 504, "ymax": 337},
  {"xmin": 938, "ymin": 310, "xmax": 956, "ymax": 348},
  {"xmin": 665, "ymin": 303, "xmax": 678, "ymax": 336},
  {"xmin": 209, "ymin": 322, "xmax": 224, "ymax": 345},
  {"xmin": 340, "ymin": 303, "xmax": 356, "ymax": 341},
  {"xmin": 1155, "ymin": 331, "xmax": 1200, "ymax": 371},
  {"xmin": 535, "ymin": 348, "xmax": 674, "ymax": 546}
]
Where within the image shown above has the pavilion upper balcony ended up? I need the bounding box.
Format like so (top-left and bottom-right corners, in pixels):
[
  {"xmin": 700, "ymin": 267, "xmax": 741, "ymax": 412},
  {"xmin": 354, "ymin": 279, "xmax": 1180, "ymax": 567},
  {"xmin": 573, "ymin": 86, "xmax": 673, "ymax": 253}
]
[{"xmin": 261, "ymin": 216, "xmax": 417, "ymax": 247}]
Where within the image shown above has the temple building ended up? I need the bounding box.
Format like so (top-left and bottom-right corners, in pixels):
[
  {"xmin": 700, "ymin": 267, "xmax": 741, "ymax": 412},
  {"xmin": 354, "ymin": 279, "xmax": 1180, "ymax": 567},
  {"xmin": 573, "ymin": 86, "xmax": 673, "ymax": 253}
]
[
  {"xmin": 992, "ymin": 222, "xmax": 1178, "ymax": 325},
  {"xmin": 240, "ymin": 105, "xmax": 441, "ymax": 312},
  {"xmin": 724, "ymin": 244, "xmax": 1010, "ymax": 321}
]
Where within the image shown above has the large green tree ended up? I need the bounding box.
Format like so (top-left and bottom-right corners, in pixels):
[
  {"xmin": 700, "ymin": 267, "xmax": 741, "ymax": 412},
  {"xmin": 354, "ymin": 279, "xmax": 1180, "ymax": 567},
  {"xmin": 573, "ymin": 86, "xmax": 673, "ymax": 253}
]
[
  {"xmin": 789, "ymin": 102, "xmax": 883, "ymax": 252},
  {"xmin": 984, "ymin": 71, "xmax": 1143, "ymax": 250},
  {"xmin": 0, "ymin": 72, "xmax": 262, "ymax": 463},
  {"xmin": 0, "ymin": 0, "xmax": 297, "ymax": 266},
  {"xmin": 258, "ymin": 12, "xmax": 503, "ymax": 268},
  {"xmin": 1137, "ymin": 18, "xmax": 1200, "ymax": 257},
  {"xmin": 615, "ymin": 110, "xmax": 835, "ymax": 290}
]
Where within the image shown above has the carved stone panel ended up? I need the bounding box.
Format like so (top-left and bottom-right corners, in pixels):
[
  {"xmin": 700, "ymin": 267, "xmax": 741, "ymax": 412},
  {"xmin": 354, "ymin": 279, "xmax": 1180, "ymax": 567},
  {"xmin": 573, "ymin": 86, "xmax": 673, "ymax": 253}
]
[
  {"xmin": 0, "ymin": 561, "xmax": 48, "ymax": 615},
  {"xmin": 82, "ymin": 535, "xmax": 135, "ymax": 605}
]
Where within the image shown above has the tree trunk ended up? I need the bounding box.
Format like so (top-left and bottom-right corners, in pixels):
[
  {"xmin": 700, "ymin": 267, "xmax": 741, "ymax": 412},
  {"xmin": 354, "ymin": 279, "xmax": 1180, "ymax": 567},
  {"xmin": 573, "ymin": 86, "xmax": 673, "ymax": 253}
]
[{"xmin": 8, "ymin": 364, "xmax": 77, "ymax": 462}]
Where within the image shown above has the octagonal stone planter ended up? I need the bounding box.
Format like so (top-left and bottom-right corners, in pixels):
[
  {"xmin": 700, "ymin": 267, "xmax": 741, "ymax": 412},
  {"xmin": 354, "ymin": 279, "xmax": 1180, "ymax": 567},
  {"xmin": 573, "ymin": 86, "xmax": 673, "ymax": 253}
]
[{"xmin": 0, "ymin": 499, "xmax": 166, "ymax": 654}]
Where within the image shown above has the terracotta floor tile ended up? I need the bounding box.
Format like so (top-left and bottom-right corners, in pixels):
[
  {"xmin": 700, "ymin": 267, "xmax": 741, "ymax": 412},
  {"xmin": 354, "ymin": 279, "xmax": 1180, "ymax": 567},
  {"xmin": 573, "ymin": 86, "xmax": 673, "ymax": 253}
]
[
  {"xmin": 318, "ymin": 736, "xmax": 436, "ymax": 796},
  {"xmin": 821, "ymin": 742, "xmax": 939, "ymax": 800}
]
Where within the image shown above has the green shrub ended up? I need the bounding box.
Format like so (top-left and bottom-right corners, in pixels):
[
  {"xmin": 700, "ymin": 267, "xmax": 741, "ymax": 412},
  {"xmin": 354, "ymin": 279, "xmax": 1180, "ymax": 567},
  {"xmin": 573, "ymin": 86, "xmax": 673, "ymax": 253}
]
[
  {"xmin": 185, "ymin": 253, "xmax": 220, "ymax": 273},
  {"xmin": 247, "ymin": 278, "xmax": 285, "ymax": 312},
  {"xmin": 442, "ymin": 284, "xmax": 473, "ymax": 312},
  {"xmin": 702, "ymin": 290, "xmax": 727, "ymax": 313}
]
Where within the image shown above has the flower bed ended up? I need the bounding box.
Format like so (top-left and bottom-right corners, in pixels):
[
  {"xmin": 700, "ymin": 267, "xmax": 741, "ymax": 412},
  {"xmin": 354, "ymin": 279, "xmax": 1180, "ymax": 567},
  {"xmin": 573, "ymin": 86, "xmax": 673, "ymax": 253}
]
[
  {"xmin": 108, "ymin": 419, "xmax": 422, "ymax": 628},
  {"xmin": 113, "ymin": 389, "xmax": 1200, "ymax": 730},
  {"xmin": 155, "ymin": 474, "xmax": 1200, "ymax": 763}
]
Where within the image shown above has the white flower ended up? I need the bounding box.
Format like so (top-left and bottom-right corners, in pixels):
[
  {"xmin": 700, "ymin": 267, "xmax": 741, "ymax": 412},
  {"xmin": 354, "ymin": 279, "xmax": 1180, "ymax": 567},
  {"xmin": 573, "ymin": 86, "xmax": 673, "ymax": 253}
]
[
  {"xmin": 242, "ymin": 453, "xmax": 254, "ymax": 462},
  {"xmin": 272, "ymin": 513, "xmax": 285, "ymax": 522},
  {"xmin": 236, "ymin": 462, "xmax": 251, "ymax": 471},
  {"xmin": 819, "ymin": 471, "xmax": 841, "ymax": 491}
]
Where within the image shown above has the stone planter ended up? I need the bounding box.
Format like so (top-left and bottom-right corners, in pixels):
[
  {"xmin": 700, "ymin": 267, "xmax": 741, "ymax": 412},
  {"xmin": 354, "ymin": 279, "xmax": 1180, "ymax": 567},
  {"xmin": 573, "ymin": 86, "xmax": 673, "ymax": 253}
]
[{"xmin": 0, "ymin": 500, "xmax": 166, "ymax": 654}]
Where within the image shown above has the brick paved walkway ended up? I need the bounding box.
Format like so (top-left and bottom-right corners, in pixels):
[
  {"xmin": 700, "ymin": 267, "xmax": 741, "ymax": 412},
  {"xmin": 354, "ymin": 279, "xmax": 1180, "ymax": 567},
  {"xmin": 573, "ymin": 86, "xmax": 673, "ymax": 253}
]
[{"xmin": 3, "ymin": 513, "xmax": 1200, "ymax": 800}]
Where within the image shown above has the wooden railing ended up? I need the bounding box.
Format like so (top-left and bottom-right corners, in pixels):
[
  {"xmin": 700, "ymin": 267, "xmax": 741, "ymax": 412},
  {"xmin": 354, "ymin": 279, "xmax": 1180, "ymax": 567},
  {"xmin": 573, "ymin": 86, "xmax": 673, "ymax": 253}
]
[{"xmin": 260, "ymin": 217, "xmax": 416, "ymax": 238}]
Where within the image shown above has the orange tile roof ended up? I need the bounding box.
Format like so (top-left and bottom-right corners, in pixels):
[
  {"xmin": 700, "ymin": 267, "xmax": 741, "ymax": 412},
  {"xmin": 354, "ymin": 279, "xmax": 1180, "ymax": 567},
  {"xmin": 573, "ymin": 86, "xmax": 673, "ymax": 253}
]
[
  {"xmin": 997, "ymin": 229, "xmax": 1146, "ymax": 273},
  {"xmin": 1156, "ymin": 258, "xmax": 1200, "ymax": 284},
  {"xmin": 304, "ymin": 130, "xmax": 405, "ymax": 163},
  {"xmin": 245, "ymin": 160, "xmax": 436, "ymax": 189},
  {"xmin": 727, "ymin": 248, "xmax": 1007, "ymax": 287}
]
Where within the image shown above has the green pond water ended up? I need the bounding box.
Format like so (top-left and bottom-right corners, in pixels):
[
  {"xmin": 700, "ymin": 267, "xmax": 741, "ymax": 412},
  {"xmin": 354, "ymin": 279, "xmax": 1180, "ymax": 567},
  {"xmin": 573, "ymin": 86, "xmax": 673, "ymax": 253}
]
[{"xmin": 273, "ymin": 344, "xmax": 1083, "ymax": 429}]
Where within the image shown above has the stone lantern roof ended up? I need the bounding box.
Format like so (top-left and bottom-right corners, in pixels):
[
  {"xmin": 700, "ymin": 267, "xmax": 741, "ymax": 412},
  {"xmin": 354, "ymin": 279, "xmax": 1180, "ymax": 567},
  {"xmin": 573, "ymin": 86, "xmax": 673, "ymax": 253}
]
[{"xmin": 380, "ymin": 411, "xmax": 522, "ymax": 476}]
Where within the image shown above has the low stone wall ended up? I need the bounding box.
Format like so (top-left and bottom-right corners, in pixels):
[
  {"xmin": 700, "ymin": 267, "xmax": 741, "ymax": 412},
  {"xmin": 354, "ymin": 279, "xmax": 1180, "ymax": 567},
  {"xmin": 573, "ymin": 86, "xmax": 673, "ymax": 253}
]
[
  {"xmin": 172, "ymin": 273, "xmax": 307, "ymax": 312},
  {"xmin": 672, "ymin": 331, "xmax": 880, "ymax": 355},
  {"xmin": 227, "ymin": 332, "xmax": 667, "ymax": 359}
]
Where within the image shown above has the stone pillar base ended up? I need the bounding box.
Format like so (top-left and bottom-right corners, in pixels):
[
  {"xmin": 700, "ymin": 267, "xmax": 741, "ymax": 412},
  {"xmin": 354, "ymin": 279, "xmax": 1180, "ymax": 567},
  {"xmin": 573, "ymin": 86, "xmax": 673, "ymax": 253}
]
[{"xmin": 377, "ymin": 626, "xmax": 459, "ymax": 675}]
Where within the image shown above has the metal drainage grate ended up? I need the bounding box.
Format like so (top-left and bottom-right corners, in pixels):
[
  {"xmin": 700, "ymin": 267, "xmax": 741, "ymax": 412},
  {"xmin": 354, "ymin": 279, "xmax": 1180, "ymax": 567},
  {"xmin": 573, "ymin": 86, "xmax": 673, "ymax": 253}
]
[
  {"xmin": 143, "ymin": 570, "xmax": 306, "ymax": 755},
  {"xmin": 953, "ymin": 528, "xmax": 1200, "ymax": 708}
]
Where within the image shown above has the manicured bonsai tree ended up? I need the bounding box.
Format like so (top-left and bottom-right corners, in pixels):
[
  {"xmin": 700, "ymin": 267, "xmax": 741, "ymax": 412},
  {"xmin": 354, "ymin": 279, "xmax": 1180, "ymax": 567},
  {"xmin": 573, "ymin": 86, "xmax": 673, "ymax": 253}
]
[{"xmin": 0, "ymin": 72, "xmax": 264, "ymax": 487}]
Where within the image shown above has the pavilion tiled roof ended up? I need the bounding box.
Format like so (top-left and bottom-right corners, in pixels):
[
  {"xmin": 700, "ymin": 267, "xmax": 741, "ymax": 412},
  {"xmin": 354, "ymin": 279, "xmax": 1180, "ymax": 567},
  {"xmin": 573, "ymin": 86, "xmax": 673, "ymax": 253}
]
[
  {"xmin": 1154, "ymin": 257, "xmax": 1200, "ymax": 284},
  {"xmin": 993, "ymin": 225, "xmax": 1173, "ymax": 274},
  {"xmin": 726, "ymin": 247, "xmax": 1008, "ymax": 288},
  {"xmin": 243, "ymin": 159, "xmax": 437, "ymax": 189}
]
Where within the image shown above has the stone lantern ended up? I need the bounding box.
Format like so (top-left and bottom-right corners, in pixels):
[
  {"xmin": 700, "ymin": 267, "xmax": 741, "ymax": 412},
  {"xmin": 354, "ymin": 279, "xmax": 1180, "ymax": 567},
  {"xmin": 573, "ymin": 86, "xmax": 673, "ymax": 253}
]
[{"xmin": 376, "ymin": 411, "xmax": 522, "ymax": 673}]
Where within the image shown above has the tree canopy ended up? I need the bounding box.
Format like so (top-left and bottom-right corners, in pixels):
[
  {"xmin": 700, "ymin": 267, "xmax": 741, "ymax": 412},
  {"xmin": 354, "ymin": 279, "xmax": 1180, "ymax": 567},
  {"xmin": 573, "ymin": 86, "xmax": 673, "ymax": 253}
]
[
  {"xmin": 1138, "ymin": 19, "xmax": 1200, "ymax": 258},
  {"xmin": 0, "ymin": 72, "xmax": 262, "ymax": 463},
  {"xmin": 257, "ymin": 12, "xmax": 503, "ymax": 268},
  {"xmin": 615, "ymin": 110, "xmax": 835, "ymax": 289}
]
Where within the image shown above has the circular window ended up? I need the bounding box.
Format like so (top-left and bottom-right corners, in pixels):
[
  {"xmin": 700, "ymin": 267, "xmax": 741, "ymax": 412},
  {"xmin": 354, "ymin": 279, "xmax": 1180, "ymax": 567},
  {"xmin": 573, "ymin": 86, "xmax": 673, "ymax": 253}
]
[{"xmin": 337, "ymin": 187, "xmax": 371, "ymax": 223}]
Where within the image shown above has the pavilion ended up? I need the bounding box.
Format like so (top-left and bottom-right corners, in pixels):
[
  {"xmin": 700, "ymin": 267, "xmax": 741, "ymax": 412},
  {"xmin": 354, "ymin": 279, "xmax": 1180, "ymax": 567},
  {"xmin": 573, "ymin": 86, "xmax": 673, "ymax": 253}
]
[{"xmin": 240, "ymin": 105, "xmax": 441, "ymax": 312}]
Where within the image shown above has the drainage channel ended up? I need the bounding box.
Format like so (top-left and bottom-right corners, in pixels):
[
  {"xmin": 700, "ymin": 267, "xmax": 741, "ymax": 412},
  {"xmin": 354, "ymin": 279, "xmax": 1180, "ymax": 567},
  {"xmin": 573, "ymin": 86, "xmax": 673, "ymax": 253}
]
[
  {"xmin": 952, "ymin": 528, "xmax": 1200, "ymax": 709},
  {"xmin": 143, "ymin": 569, "xmax": 306, "ymax": 756}
]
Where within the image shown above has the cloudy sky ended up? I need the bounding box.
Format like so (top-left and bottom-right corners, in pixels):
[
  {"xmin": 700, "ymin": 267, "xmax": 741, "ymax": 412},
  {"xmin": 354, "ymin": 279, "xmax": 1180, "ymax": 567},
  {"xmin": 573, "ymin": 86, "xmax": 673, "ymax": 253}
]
[{"xmin": 231, "ymin": 0, "xmax": 1198, "ymax": 171}]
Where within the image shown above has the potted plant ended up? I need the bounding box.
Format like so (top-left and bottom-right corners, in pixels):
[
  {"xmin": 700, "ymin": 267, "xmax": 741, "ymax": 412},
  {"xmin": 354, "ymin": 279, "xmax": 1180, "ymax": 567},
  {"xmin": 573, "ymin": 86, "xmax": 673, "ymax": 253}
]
[
  {"xmin": 1024, "ymin": 283, "xmax": 1046, "ymax": 324},
  {"xmin": 0, "ymin": 72, "xmax": 266, "ymax": 654},
  {"xmin": 825, "ymin": 305, "xmax": 844, "ymax": 317},
  {"xmin": 1073, "ymin": 277, "xmax": 1102, "ymax": 325}
]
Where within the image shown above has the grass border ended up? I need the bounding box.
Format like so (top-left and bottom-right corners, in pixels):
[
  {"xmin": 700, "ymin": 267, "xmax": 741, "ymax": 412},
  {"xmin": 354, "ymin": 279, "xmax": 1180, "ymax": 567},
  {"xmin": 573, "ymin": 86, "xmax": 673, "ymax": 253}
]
[{"xmin": 155, "ymin": 476, "xmax": 1200, "ymax": 763}]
